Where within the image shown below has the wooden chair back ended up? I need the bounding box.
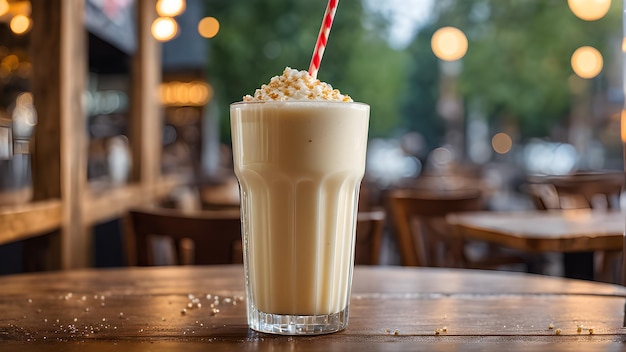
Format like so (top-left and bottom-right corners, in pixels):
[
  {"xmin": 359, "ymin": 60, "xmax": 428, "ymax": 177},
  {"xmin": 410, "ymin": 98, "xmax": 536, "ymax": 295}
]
[
  {"xmin": 387, "ymin": 188, "xmax": 484, "ymax": 267},
  {"xmin": 125, "ymin": 207, "xmax": 242, "ymax": 266},
  {"xmin": 527, "ymin": 172, "xmax": 624, "ymax": 210},
  {"xmin": 354, "ymin": 209, "xmax": 386, "ymax": 265},
  {"xmin": 125, "ymin": 206, "xmax": 384, "ymax": 267}
]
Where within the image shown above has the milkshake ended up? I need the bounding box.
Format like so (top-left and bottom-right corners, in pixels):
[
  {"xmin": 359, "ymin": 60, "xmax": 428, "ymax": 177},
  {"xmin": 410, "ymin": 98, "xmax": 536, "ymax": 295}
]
[{"xmin": 231, "ymin": 68, "xmax": 369, "ymax": 334}]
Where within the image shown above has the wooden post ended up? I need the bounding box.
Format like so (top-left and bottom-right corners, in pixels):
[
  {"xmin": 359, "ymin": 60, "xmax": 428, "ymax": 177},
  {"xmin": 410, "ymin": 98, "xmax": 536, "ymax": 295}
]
[
  {"xmin": 130, "ymin": 0, "xmax": 162, "ymax": 191},
  {"xmin": 31, "ymin": 0, "xmax": 88, "ymax": 269}
]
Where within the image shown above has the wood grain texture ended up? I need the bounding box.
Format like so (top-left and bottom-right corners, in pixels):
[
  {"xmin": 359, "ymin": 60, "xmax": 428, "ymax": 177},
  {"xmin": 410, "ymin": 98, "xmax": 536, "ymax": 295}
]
[{"xmin": 1, "ymin": 266, "xmax": 625, "ymax": 351}]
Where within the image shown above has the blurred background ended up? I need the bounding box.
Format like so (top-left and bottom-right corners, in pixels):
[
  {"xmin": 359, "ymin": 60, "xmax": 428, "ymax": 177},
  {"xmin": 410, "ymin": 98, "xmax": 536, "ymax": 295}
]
[{"xmin": 0, "ymin": 0, "xmax": 623, "ymax": 277}]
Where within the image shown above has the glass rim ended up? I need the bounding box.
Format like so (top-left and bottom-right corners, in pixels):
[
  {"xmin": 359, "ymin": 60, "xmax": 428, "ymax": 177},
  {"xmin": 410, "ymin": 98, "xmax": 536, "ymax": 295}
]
[{"xmin": 230, "ymin": 100, "xmax": 369, "ymax": 108}]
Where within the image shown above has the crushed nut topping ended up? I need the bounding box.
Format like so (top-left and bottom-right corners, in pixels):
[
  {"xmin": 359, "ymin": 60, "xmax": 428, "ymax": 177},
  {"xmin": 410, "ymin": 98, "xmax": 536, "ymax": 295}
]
[{"xmin": 243, "ymin": 67, "xmax": 352, "ymax": 102}]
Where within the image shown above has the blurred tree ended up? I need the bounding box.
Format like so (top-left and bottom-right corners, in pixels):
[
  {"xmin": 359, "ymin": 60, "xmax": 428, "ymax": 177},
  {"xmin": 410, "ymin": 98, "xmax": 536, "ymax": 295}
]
[
  {"xmin": 424, "ymin": 0, "xmax": 621, "ymax": 140},
  {"xmin": 400, "ymin": 26, "xmax": 442, "ymax": 151},
  {"xmin": 204, "ymin": 0, "xmax": 410, "ymax": 141}
]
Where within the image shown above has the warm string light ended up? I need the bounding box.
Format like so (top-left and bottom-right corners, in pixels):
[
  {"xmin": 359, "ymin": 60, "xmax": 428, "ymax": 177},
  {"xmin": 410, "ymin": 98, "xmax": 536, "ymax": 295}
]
[
  {"xmin": 152, "ymin": 0, "xmax": 185, "ymax": 42},
  {"xmin": 431, "ymin": 26, "xmax": 468, "ymax": 61},
  {"xmin": 198, "ymin": 17, "xmax": 220, "ymax": 38},
  {"xmin": 152, "ymin": 0, "xmax": 221, "ymax": 41},
  {"xmin": 567, "ymin": 0, "xmax": 611, "ymax": 21},
  {"xmin": 0, "ymin": 0, "xmax": 9, "ymax": 16},
  {"xmin": 159, "ymin": 81, "xmax": 213, "ymax": 106},
  {"xmin": 151, "ymin": 17, "xmax": 178, "ymax": 42},
  {"xmin": 571, "ymin": 46, "xmax": 603, "ymax": 79},
  {"xmin": 10, "ymin": 14, "xmax": 31, "ymax": 35},
  {"xmin": 156, "ymin": 0, "xmax": 186, "ymax": 17}
]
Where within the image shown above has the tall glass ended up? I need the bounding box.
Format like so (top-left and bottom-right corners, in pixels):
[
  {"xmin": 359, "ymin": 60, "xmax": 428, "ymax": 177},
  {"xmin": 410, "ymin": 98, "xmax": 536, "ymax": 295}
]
[{"xmin": 231, "ymin": 101, "xmax": 369, "ymax": 335}]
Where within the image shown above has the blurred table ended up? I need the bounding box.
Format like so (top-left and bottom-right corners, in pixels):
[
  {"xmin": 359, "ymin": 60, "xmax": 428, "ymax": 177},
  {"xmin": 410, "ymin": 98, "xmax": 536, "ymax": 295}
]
[
  {"xmin": 2, "ymin": 265, "xmax": 626, "ymax": 351},
  {"xmin": 447, "ymin": 209, "xmax": 623, "ymax": 252},
  {"xmin": 447, "ymin": 209, "xmax": 624, "ymax": 281}
]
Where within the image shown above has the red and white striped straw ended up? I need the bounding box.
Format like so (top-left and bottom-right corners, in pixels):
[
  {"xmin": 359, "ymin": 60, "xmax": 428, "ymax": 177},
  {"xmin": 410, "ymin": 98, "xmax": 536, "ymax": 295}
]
[{"xmin": 308, "ymin": 0, "xmax": 339, "ymax": 79}]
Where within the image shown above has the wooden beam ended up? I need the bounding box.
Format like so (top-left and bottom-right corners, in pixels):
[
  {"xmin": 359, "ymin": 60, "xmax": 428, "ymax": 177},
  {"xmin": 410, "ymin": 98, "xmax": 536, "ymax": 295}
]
[
  {"xmin": 0, "ymin": 200, "xmax": 63, "ymax": 246},
  {"xmin": 31, "ymin": 0, "xmax": 88, "ymax": 269},
  {"xmin": 83, "ymin": 174, "xmax": 190, "ymax": 225},
  {"xmin": 30, "ymin": 1, "xmax": 62, "ymax": 200},
  {"xmin": 61, "ymin": 0, "xmax": 89, "ymax": 269},
  {"xmin": 130, "ymin": 0, "xmax": 162, "ymax": 189}
]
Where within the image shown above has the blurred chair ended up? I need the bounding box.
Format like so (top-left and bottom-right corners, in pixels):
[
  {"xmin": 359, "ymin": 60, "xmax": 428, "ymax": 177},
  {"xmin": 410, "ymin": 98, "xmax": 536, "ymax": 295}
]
[
  {"xmin": 522, "ymin": 183, "xmax": 562, "ymax": 210},
  {"xmin": 387, "ymin": 188, "xmax": 526, "ymax": 269},
  {"xmin": 124, "ymin": 207, "xmax": 242, "ymax": 266},
  {"xmin": 125, "ymin": 206, "xmax": 385, "ymax": 267},
  {"xmin": 354, "ymin": 209, "xmax": 386, "ymax": 265},
  {"xmin": 526, "ymin": 171, "xmax": 624, "ymax": 210},
  {"xmin": 525, "ymin": 171, "xmax": 624, "ymax": 282},
  {"xmin": 387, "ymin": 188, "xmax": 483, "ymax": 267}
]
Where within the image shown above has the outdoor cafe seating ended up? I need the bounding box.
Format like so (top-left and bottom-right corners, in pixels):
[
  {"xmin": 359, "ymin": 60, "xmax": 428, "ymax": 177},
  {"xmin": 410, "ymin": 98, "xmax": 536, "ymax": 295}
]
[{"xmin": 1, "ymin": 0, "xmax": 626, "ymax": 350}]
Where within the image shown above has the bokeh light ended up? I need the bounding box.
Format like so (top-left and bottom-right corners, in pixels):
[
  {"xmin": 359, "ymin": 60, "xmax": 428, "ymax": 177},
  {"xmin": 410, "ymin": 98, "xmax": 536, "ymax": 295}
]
[
  {"xmin": 10, "ymin": 15, "xmax": 31, "ymax": 35},
  {"xmin": 2, "ymin": 54, "xmax": 19, "ymax": 70},
  {"xmin": 0, "ymin": 0, "xmax": 9, "ymax": 16},
  {"xmin": 12, "ymin": 92, "xmax": 37, "ymax": 139},
  {"xmin": 567, "ymin": 0, "xmax": 611, "ymax": 21},
  {"xmin": 431, "ymin": 26, "xmax": 468, "ymax": 61},
  {"xmin": 491, "ymin": 132, "xmax": 513, "ymax": 154},
  {"xmin": 366, "ymin": 139, "xmax": 422, "ymax": 187},
  {"xmin": 159, "ymin": 81, "xmax": 213, "ymax": 106},
  {"xmin": 151, "ymin": 17, "xmax": 178, "ymax": 42},
  {"xmin": 571, "ymin": 46, "xmax": 603, "ymax": 79},
  {"xmin": 156, "ymin": 0, "xmax": 186, "ymax": 17},
  {"xmin": 523, "ymin": 141, "xmax": 577, "ymax": 175},
  {"xmin": 198, "ymin": 17, "xmax": 220, "ymax": 38},
  {"xmin": 621, "ymin": 109, "xmax": 626, "ymax": 143}
]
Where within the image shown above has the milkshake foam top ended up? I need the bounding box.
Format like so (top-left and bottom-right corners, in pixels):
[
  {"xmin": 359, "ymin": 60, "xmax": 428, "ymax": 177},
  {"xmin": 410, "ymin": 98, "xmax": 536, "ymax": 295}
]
[{"xmin": 243, "ymin": 67, "xmax": 352, "ymax": 102}]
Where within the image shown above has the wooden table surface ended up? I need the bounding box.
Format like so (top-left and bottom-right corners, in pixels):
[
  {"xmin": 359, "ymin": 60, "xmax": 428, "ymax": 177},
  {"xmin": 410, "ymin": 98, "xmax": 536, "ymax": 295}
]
[
  {"xmin": 447, "ymin": 209, "xmax": 624, "ymax": 252},
  {"xmin": 1, "ymin": 265, "xmax": 626, "ymax": 351}
]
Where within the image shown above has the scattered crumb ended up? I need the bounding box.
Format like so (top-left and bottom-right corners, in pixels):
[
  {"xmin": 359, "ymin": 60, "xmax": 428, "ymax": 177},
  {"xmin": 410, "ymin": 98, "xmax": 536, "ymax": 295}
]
[
  {"xmin": 555, "ymin": 328, "xmax": 561, "ymax": 335},
  {"xmin": 435, "ymin": 328, "xmax": 441, "ymax": 335},
  {"xmin": 589, "ymin": 328, "xmax": 594, "ymax": 335},
  {"xmin": 442, "ymin": 326, "xmax": 447, "ymax": 332},
  {"xmin": 548, "ymin": 323, "xmax": 554, "ymax": 330},
  {"xmin": 394, "ymin": 329, "xmax": 399, "ymax": 336},
  {"xmin": 577, "ymin": 325, "xmax": 583, "ymax": 333}
]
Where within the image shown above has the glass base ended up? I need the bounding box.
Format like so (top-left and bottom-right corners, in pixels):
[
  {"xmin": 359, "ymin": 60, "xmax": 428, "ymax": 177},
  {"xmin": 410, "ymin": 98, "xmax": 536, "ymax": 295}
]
[{"xmin": 248, "ymin": 305, "xmax": 349, "ymax": 335}]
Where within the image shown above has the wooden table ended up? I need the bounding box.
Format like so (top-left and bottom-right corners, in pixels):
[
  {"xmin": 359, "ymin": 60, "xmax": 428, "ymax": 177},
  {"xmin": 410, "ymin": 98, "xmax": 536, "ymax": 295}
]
[
  {"xmin": 447, "ymin": 209, "xmax": 624, "ymax": 252},
  {"xmin": 2, "ymin": 265, "xmax": 626, "ymax": 350}
]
